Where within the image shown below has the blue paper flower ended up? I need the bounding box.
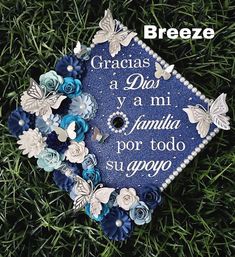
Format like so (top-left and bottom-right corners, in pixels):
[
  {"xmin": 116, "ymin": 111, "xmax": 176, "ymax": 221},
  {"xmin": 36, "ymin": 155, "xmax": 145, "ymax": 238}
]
[
  {"xmin": 35, "ymin": 114, "xmax": 61, "ymax": 135},
  {"xmin": 60, "ymin": 114, "xmax": 88, "ymax": 142},
  {"xmin": 82, "ymin": 154, "xmax": 97, "ymax": 170},
  {"xmin": 101, "ymin": 207, "xmax": 133, "ymax": 241},
  {"xmin": 82, "ymin": 168, "xmax": 101, "ymax": 186},
  {"xmin": 39, "ymin": 70, "xmax": 63, "ymax": 92},
  {"xmin": 46, "ymin": 131, "xmax": 69, "ymax": 154},
  {"xmin": 85, "ymin": 203, "xmax": 109, "ymax": 222},
  {"xmin": 8, "ymin": 107, "xmax": 32, "ymax": 137},
  {"xmin": 55, "ymin": 54, "xmax": 86, "ymax": 79},
  {"xmin": 69, "ymin": 93, "xmax": 98, "ymax": 120},
  {"xmin": 37, "ymin": 148, "xmax": 63, "ymax": 172},
  {"xmin": 140, "ymin": 185, "xmax": 162, "ymax": 210},
  {"xmin": 129, "ymin": 201, "xmax": 152, "ymax": 225},
  {"xmin": 58, "ymin": 77, "xmax": 82, "ymax": 99},
  {"xmin": 53, "ymin": 170, "xmax": 74, "ymax": 192}
]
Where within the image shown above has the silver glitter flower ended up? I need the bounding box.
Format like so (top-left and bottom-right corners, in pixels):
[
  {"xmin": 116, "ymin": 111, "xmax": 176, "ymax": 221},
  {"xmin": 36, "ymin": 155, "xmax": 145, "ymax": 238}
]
[{"xmin": 69, "ymin": 93, "xmax": 98, "ymax": 120}]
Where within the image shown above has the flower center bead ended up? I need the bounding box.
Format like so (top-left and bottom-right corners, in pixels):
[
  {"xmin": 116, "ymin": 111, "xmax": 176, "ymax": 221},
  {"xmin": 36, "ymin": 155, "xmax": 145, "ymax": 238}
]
[
  {"xmin": 18, "ymin": 119, "xmax": 25, "ymax": 126},
  {"xmin": 67, "ymin": 65, "xmax": 74, "ymax": 72},
  {"xmin": 115, "ymin": 219, "xmax": 123, "ymax": 227}
]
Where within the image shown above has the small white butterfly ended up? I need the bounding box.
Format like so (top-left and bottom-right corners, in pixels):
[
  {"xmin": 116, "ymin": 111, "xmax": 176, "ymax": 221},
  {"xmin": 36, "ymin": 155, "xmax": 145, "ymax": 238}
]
[
  {"xmin": 183, "ymin": 93, "xmax": 230, "ymax": 138},
  {"xmin": 73, "ymin": 41, "xmax": 91, "ymax": 60},
  {"xmin": 91, "ymin": 127, "xmax": 109, "ymax": 143},
  {"xmin": 21, "ymin": 78, "xmax": 66, "ymax": 121},
  {"xmin": 53, "ymin": 121, "xmax": 77, "ymax": 142},
  {"xmin": 73, "ymin": 175, "xmax": 115, "ymax": 218},
  {"xmin": 155, "ymin": 63, "xmax": 174, "ymax": 80},
  {"xmin": 93, "ymin": 9, "xmax": 137, "ymax": 57}
]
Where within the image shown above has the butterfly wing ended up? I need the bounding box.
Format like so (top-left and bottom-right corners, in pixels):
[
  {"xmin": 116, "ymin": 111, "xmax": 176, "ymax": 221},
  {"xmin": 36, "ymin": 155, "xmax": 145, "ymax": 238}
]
[
  {"xmin": 163, "ymin": 64, "xmax": 174, "ymax": 80},
  {"xmin": 154, "ymin": 63, "xmax": 163, "ymax": 79},
  {"xmin": 109, "ymin": 39, "xmax": 121, "ymax": 57},
  {"xmin": 89, "ymin": 187, "xmax": 115, "ymax": 217},
  {"xmin": 27, "ymin": 78, "xmax": 44, "ymax": 99},
  {"xmin": 46, "ymin": 94, "xmax": 67, "ymax": 110},
  {"xmin": 91, "ymin": 127, "xmax": 101, "ymax": 141},
  {"xmin": 183, "ymin": 106, "xmax": 211, "ymax": 138},
  {"xmin": 67, "ymin": 121, "xmax": 77, "ymax": 140},
  {"xmin": 100, "ymin": 133, "xmax": 109, "ymax": 143},
  {"xmin": 53, "ymin": 126, "xmax": 68, "ymax": 142},
  {"xmin": 120, "ymin": 31, "xmax": 137, "ymax": 46},
  {"xmin": 21, "ymin": 92, "xmax": 41, "ymax": 114},
  {"xmin": 74, "ymin": 41, "xmax": 81, "ymax": 55},
  {"xmin": 210, "ymin": 93, "xmax": 230, "ymax": 130},
  {"xmin": 93, "ymin": 9, "xmax": 115, "ymax": 44},
  {"xmin": 73, "ymin": 176, "xmax": 92, "ymax": 211}
]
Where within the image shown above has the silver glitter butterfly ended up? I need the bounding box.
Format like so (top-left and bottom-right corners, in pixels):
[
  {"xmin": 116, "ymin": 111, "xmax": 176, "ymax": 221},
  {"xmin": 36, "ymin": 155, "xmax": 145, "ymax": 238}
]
[
  {"xmin": 21, "ymin": 78, "xmax": 66, "ymax": 121},
  {"xmin": 73, "ymin": 175, "xmax": 114, "ymax": 218},
  {"xmin": 93, "ymin": 9, "xmax": 137, "ymax": 57},
  {"xmin": 91, "ymin": 127, "xmax": 109, "ymax": 143},
  {"xmin": 183, "ymin": 93, "xmax": 230, "ymax": 138}
]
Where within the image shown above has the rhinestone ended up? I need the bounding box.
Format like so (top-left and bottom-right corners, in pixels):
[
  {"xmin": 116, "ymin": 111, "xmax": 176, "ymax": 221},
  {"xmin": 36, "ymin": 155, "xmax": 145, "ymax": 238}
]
[
  {"xmin": 67, "ymin": 65, "xmax": 74, "ymax": 72},
  {"xmin": 115, "ymin": 219, "xmax": 123, "ymax": 227}
]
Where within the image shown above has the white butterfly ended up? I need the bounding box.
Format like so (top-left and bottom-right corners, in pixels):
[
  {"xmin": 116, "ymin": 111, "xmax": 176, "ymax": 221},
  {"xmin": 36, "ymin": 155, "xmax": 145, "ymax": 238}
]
[
  {"xmin": 93, "ymin": 9, "xmax": 137, "ymax": 57},
  {"xmin": 73, "ymin": 41, "xmax": 91, "ymax": 60},
  {"xmin": 155, "ymin": 63, "xmax": 174, "ymax": 80},
  {"xmin": 53, "ymin": 121, "xmax": 77, "ymax": 142},
  {"xmin": 183, "ymin": 93, "xmax": 230, "ymax": 138},
  {"xmin": 21, "ymin": 78, "xmax": 67, "ymax": 121},
  {"xmin": 72, "ymin": 175, "xmax": 115, "ymax": 218}
]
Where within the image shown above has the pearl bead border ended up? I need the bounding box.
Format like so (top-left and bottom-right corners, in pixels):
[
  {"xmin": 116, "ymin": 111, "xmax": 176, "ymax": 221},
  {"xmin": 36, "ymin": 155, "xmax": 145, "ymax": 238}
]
[
  {"xmin": 107, "ymin": 111, "xmax": 129, "ymax": 133},
  {"xmin": 90, "ymin": 20, "xmax": 221, "ymax": 192}
]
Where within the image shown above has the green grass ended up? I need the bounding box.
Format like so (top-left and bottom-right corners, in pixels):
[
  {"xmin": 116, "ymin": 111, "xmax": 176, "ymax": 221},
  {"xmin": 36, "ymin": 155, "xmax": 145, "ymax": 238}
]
[{"xmin": 0, "ymin": 0, "xmax": 235, "ymax": 256}]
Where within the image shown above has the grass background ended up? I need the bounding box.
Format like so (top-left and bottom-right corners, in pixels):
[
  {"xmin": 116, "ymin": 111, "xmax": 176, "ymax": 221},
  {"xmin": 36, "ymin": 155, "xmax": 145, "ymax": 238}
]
[{"xmin": 0, "ymin": 0, "xmax": 235, "ymax": 256}]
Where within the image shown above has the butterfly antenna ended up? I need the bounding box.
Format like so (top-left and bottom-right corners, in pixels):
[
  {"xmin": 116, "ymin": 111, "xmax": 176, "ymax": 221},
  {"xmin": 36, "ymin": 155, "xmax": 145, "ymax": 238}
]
[{"xmin": 196, "ymin": 104, "xmax": 207, "ymax": 112}]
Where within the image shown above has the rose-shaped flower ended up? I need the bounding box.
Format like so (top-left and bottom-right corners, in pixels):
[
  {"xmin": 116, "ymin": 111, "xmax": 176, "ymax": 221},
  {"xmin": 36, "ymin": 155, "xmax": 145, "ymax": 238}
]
[
  {"xmin": 55, "ymin": 54, "xmax": 86, "ymax": 79},
  {"xmin": 39, "ymin": 70, "xmax": 63, "ymax": 92},
  {"xmin": 129, "ymin": 201, "xmax": 152, "ymax": 225},
  {"xmin": 36, "ymin": 114, "xmax": 61, "ymax": 135},
  {"xmin": 37, "ymin": 148, "xmax": 63, "ymax": 172},
  {"xmin": 69, "ymin": 93, "xmax": 98, "ymax": 120},
  {"xmin": 60, "ymin": 114, "xmax": 88, "ymax": 142},
  {"xmin": 85, "ymin": 203, "xmax": 109, "ymax": 222},
  {"xmin": 53, "ymin": 170, "xmax": 74, "ymax": 192},
  {"xmin": 116, "ymin": 188, "xmax": 139, "ymax": 211},
  {"xmin": 58, "ymin": 77, "xmax": 82, "ymax": 99},
  {"xmin": 17, "ymin": 128, "xmax": 46, "ymax": 158},
  {"xmin": 82, "ymin": 168, "xmax": 101, "ymax": 186},
  {"xmin": 140, "ymin": 185, "xmax": 162, "ymax": 210},
  {"xmin": 82, "ymin": 154, "xmax": 97, "ymax": 170},
  {"xmin": 46, "ymin": 131, "xmax": 69, "ymax": 154},
  {"xmin": 101, "ymin": 207, "xmax": 134, "ymax": 241},
  {"xmin": 8, "ymin": 107, "xmax": 33, "ymax": 137},
  {"xmin": 65, "ymin": 141, "xmax": 89, "ymax": 163}
]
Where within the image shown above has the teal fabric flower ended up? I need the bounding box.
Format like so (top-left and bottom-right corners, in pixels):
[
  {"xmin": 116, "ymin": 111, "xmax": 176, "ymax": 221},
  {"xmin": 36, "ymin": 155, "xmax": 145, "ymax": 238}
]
[
  {"xmin": 82, "ymin": 168, "xmax": 101, "ymax": 186},
  {"xmin": 37, "ymin": 148, "xmax": 63, "ymax": 172},
  {"xmin": 39, "ymin": 70, "xmax": 63, "ymax": 92},
  {"xmin": 58, "ymin": 77, "xmax": 82, "ymax": 98},
  {"xmin": 129, "ymin": 201, "xmax": 152, "ymax": 225},
  {"xmin": 60, "ymin": 114, "xmax": 88, "ymax": 142},
  {"xmin": 85, "ymin": 203, "xmax": 110, "ymax": 222}
]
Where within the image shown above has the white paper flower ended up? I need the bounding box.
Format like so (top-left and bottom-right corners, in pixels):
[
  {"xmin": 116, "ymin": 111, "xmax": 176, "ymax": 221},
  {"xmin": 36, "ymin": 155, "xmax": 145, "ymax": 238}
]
[
  {"xmin": 116, "ymin": 188, "xmax": 139, "ymax": 211},
  {"xmin": 17, "ymin": 128, "xmax": 46, "ymax": 158},
  {"xmin": 65, "ymin": 141, "xmax": 89, "ymax": 163}
]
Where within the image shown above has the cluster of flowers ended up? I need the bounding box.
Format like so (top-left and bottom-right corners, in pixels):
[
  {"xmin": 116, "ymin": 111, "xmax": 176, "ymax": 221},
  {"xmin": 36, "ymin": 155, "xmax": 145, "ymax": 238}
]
[{"xmin": 8, "ymin": 44, "xmax": 162, "ymax": 241}]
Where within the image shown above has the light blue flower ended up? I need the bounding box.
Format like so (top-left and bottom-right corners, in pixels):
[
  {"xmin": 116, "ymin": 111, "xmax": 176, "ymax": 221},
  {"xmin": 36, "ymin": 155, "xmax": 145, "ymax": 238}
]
[
  {"xmin": 82, "ymin": 168, "xmax": 101, "ymax": 186},
  {"xmin": 82, "ymin": 154, "xmax": 97, "ymax": 170},
  {"xmin": 129, "ymin": 201, "xmax": 152, "ymax": 225},
  {"xmin": 39, "ymin": 70, "xmax": 63, "ymax": 92},
  {"xmin": 37, "ymin": 148, "xmax": 63, "ymax": 172},
  {"xmin": 58, "ymin": 77, "xmax": 82, "ymax": 98},
  {"xmin": 85, "ymin": 203, "xmax": 110, "ymax": 222},
  {"xmin": 69, "ymin": 93, "xmax": 98, "ymax": 120},
  {"xmin": 60, "ymin": 114, "xmax": 88, "ymax": 142},
  {"xmin": 35, "ymin": 114, "xmax": 61, "ymax": 135}
]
